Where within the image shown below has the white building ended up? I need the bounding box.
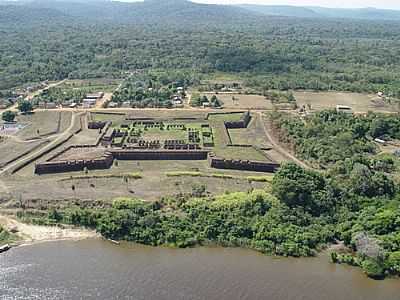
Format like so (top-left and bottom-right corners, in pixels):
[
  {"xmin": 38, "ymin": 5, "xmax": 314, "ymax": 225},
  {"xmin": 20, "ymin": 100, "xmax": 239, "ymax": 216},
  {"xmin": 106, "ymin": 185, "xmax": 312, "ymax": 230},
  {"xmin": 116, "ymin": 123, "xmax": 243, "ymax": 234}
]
[
  {"xmin": 83, "ymin": 98, "xmax": 97, "ymax": 108},
  {"xmin": 336, "ymin": 105, "xmax": 353, "ymax": 114}
]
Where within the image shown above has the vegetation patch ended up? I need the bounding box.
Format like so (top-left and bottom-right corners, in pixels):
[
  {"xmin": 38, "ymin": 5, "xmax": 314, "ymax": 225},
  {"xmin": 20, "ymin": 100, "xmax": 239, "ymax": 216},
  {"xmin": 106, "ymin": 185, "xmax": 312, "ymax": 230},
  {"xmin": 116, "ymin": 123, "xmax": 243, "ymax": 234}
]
[
  {"xmin": 0, "ymin": 225, "xmax": 18, "ymax": 244},
  {"xmin": 59, "ymin": 172, "xmax": 143, "ymax": 181}
]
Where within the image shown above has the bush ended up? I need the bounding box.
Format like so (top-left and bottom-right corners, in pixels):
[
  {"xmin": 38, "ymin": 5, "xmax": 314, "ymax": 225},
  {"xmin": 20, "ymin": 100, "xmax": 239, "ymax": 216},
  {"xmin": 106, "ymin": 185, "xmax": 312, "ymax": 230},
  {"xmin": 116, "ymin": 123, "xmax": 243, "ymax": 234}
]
[
  {"xmin": 387, "ymin": 251, "xmax": 400, "ymax": 274},
  {"xmin": 361, "ymin": 259, "xmax": 385, "ymax": 279},
  {"xmin": 1, "ymin": 110, "xmax": 16, "ymax": 122}
]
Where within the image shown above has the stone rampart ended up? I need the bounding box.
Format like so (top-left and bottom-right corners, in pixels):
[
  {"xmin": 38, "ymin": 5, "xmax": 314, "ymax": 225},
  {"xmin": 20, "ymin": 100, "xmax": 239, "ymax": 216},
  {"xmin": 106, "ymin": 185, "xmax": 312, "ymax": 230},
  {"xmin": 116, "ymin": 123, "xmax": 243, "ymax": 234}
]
[{"xmin": 208, "ymin": 153, "xmax": 280, "ymax": 173}]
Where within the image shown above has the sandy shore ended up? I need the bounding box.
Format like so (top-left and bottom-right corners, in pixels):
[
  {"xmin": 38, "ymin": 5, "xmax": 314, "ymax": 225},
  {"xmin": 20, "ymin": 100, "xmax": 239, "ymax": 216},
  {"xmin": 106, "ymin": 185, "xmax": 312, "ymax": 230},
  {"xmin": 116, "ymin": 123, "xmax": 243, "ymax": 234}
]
[{"xmin": 0, "ymin": 215, "xmax": 99, "ymax": 245}]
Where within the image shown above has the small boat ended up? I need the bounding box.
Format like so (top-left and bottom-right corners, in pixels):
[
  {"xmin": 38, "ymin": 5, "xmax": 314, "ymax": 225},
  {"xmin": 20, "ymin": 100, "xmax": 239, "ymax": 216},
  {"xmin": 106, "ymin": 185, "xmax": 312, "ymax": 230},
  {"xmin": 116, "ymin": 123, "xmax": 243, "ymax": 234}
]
[
  {"xmin": 107, "ymin": 239, "xmax": 120, "ymax": 245},
  {"xmin": 0, "ymin": 244, "xmax": 11, "ymax": 254}
]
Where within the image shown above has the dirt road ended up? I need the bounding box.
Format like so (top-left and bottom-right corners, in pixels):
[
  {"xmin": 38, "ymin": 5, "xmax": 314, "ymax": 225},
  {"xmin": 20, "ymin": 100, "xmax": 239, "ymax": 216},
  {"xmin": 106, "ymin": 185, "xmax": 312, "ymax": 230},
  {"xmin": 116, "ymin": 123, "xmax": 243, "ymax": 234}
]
[{"xmin": 258, "ymin": 112, "xmax": 311, "ymax": 170}]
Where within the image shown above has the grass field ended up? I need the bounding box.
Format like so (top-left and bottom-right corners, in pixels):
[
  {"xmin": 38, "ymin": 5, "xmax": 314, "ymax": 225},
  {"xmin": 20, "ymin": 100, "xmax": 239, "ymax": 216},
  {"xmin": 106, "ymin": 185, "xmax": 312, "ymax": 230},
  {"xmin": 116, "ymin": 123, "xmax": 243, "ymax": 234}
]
[
  {"xmin": 228, "ymin": 114, "xmax": 271, "ymax": 148},
  {"xmin": 213, "ymin": 146, "xmax": 268, "ymax": 161},
  {"xmin": 294, "ymin": 91, "xmax": 399, "ymax": 113},
  {"xmin": 142, "ymin": 127, "xmax": 187, "ymax": 141},
  {"xmin": 207, "ymin": 112, "xmax": 243, "ymax": 122},
  {"xmin": 91, "ymin": 112, "xmax": 126, "ymax": 128}
]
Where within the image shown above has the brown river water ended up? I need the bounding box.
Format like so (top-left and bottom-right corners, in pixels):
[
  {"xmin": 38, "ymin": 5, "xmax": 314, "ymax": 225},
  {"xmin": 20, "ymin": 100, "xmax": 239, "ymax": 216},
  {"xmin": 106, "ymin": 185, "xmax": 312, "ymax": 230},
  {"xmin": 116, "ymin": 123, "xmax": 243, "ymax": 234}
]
[{"xmin": 1, "ymin": 239, "xmax": 399, "ymax": 300}]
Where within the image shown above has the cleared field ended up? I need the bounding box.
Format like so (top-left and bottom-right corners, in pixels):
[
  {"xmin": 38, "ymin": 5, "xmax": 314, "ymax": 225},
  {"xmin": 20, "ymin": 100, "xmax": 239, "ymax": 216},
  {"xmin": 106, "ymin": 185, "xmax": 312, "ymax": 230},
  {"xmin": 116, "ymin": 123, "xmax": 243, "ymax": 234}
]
[
  {"xmin": 0, "ymin": 139, "xmax": 47, "ymax": 168},
  {"xmin": 207, "ymin": 112, "xmax": 243, "ymax": 122},
  {"xmin": 91, "ymin": 112, "xmax": 126, "ymax": 128},
  {"xmin": 52, "ymin": 147, "xmax": 106, "ymax": 161},
  {"xmin": 57, "ymin": 79, "xmax": 120, "ymax": 93},
  {"xmin": 294, "ymin": 91, "xmax": 398, "ymax": 113},
  {"xmin": 202, "ymin": 93, "xmax": 273, "ymax": 109},
  {"xmin": 3, "ymin": 160, "xmax": 269, "ymax": 202},
  {"xmin": 17, "ymin": 111, "xmax": 72, "ymax": 140},
  {"xmin": 214, "ymin": 146, "xmax": 268, "ymax": 161},
  {"xmin": 228, "ymin": 114, "xmax": 271, "ymax": 148}
]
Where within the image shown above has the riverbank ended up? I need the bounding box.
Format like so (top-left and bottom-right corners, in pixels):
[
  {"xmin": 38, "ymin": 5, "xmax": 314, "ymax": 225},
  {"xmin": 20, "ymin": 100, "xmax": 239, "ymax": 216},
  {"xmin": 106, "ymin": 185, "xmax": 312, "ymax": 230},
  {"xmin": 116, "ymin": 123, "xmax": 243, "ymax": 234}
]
[{"xmin": 0, "ymin": 215, "xmax": 99, "ymax": 247}]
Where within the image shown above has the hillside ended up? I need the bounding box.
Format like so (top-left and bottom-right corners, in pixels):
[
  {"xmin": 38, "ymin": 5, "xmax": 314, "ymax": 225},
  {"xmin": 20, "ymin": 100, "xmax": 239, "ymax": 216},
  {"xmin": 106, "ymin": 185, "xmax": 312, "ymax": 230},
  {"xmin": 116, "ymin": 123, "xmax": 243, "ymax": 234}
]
[
  {"xmin": 0, "ymin": 4, "xmax": 68, "ymax": 24},
  {"xmin": 239, "ymin": 4, "xmax": 400, "ymax": 21},
  {"xmin": 14, "ymin": 0, "xmax": 260, "ymax": 24},
  {"xmin": 238, "ymin": 5, "xmax": 320, "ymax": 18}
]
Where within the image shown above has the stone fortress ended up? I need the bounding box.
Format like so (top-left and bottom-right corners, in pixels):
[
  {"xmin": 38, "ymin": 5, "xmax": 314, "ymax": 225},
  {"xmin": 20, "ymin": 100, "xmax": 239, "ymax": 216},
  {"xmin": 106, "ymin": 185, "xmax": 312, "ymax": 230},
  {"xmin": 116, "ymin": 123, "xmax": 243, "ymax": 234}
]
[{"xmin": 34, "ymin": 111, "xmax": 280, "ymax": 174}]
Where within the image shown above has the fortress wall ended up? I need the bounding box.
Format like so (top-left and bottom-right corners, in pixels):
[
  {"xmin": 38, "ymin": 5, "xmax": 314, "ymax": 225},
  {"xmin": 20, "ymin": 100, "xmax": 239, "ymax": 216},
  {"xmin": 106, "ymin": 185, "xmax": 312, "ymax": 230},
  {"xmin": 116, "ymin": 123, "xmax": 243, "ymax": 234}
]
[
  {"xmin": 35, "ymin": 152, "xmax": 113, "ymax": 175},
  {"xmin": 111, "ymin": 149, "xmax": 209, "ymax": 161},
  {"xmin": 208, "ymin": 153, "xmax": 280, "ymax": 173}
]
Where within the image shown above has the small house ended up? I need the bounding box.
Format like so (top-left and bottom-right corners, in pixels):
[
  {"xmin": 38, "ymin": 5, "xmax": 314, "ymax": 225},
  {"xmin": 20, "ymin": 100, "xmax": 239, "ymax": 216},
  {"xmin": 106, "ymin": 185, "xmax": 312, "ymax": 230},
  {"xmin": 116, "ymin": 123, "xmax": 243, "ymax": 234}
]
[
  {"xmin": 46, "ymin": 102, "xmax": 57, "ymax": 109},
  {"xmin": 86, "ymin": 92, "xmax": 104, "ymax": 100},
  {"xmin": 336, "ymin": 105, "xmax": 353, "ymax": 114},
  {"xmin": 122, "ymin": 101, "xmax": 131, "ymax": 108},
  {"xmin": 108, "ymin": 102, "xmax": 119, "ymax": 108},
  {"xmin": 83, "ymin": 98, "xmax": 97, "ymax": 108},
  {"xmin": 374, "ymin": 138, "xmax": 387, "ymax": 145}
]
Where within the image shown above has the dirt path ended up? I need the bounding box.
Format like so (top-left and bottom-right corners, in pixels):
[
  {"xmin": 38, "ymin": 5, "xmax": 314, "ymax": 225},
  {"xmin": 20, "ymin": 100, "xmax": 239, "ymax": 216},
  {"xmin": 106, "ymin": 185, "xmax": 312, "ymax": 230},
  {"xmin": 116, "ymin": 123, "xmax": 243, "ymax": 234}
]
[
  {"xmin": 25, "ymin": 79, "xmax": 68, "ymax": 101},
  {"xmin": 0, "ymin": 215, "xmax": 98, "ymax": 244},
  {"xmin": 258, "ymin": 112, "xmax": 311, "ymax": 170},
  {"xmin": 0, "ymin": 112, "xmax": 80, "ymax": 176}
]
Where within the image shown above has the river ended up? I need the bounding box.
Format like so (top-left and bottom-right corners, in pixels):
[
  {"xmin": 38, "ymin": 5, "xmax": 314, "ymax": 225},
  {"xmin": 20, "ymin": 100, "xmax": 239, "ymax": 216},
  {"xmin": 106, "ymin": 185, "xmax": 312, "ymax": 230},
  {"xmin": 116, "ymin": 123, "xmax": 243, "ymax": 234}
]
[{"xmin": 1, "ymin": 239, "xmax": 399, "ymax": 300}]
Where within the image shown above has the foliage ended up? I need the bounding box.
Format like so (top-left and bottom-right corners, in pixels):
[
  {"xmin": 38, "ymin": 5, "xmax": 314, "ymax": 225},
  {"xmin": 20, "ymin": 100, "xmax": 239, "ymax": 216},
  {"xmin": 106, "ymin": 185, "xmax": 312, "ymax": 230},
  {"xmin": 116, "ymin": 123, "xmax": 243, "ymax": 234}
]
[
  {"xmin": 3, "ymin": 10, "xmax": 400, "ymax": 99},
  {"xmin": 0, "ymin": 225, "xmax": 15, "ymax": 244},
  {"xmin": 361, "ymin": 258, "xmax": 386, "ymax": 279},
  {"xmin": 270, "ymin": 110, "xmax": 400, "ymax": 167},
  {"xmin": 264, "ymin": 90, "xmax": 296, "ymax": 104},
  {"xmin": 272, "ymin": 163, "xmax": 332, "ymax": 216},
  {"xmin": 33, "ymin": 87, "xmax": 86, "ymax": 105},
  {"xmin": 1, "ymin": 110, "xmax": 16, "ymax": 122},
  {"xmin": 111, "ymin": 71, "xmax": 193, "ymax": 108},
  {"xmin": 18, "ymin": 100, "xmax": 33, "ymax": 114}
]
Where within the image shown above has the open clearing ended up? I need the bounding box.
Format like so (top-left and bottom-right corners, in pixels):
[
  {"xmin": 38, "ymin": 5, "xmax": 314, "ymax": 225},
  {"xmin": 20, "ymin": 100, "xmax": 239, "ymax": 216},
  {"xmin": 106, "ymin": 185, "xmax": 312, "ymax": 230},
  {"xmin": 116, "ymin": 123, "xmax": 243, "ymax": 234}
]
[
  {"xmin": 202, "ymin": 93, "xmax": 274, "ymax": 109},
  {"xmin": 294, "ymin": 91, "xmax": 398, "ymax": 113},
  {"xmin": 16, "ymin": 111, "xmax": 72, "ymax": 140},
  {"xmin": 57, "ymin": 78, "xmax": 121, "ymax": 93},
  {"xmin": 0, "ymin": 139, "xmax": 48, "ymax": 168}
]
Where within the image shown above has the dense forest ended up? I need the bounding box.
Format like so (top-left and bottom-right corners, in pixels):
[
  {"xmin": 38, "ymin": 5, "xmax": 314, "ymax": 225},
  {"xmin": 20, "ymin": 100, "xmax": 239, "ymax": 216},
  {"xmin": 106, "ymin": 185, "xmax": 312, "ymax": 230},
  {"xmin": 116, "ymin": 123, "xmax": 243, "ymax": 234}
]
[
  {"xmin": 270, "ymin": 110, "xmax": 400, "ymax": 167},
  {"xmin": 1, "ymin": 1, "xmax": 400, "ymax": 99}
]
